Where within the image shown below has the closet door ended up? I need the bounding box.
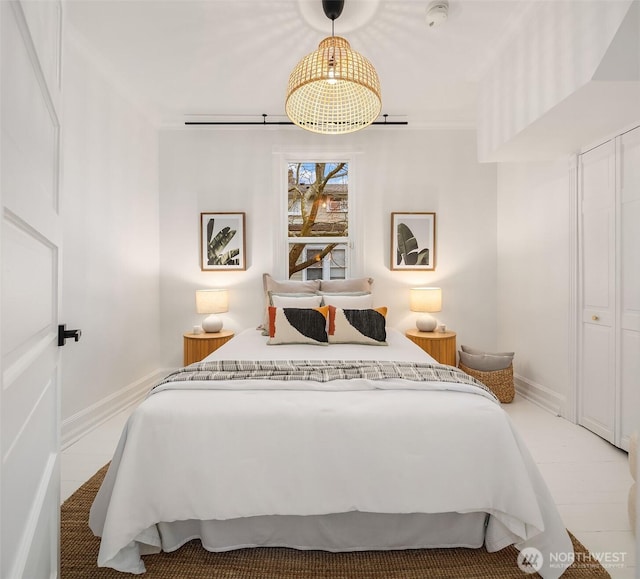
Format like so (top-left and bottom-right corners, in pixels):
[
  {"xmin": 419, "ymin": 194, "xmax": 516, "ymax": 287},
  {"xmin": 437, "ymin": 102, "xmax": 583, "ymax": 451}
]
[
  {"xmin": 578, "ymin": 140, "xmax": 616, "ymax": 443},
  {"xmin": 618, "ymin": 126, "xmax": 640, "ymax": 450}
]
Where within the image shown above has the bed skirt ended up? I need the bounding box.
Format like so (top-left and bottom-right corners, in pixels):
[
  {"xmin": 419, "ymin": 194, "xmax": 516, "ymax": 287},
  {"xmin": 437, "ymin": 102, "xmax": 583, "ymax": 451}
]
[{"xmin": 150, "ymin": 511, "xmax": 488, "ymax": 556}]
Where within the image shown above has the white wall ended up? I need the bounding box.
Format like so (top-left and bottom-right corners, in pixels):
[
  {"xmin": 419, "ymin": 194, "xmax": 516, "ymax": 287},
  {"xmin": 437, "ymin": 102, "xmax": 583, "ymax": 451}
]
[
  {"xmin": 159, "ymin": 128, "xmax": 497, "ymax": 367},
  {"xmin": 477, "ymin": 0, "xmax": 635, "ymax": 162},
  {"xmin": 593, "ymin": 0, "xmax": 639, "ymax": 81},
  {"xmin": 60, "ymin": 27, "xmax": 161, "ymax": 440},
  {"xmin": 496, "ymin": 160, "xmax": 571, "ymax": 413}
]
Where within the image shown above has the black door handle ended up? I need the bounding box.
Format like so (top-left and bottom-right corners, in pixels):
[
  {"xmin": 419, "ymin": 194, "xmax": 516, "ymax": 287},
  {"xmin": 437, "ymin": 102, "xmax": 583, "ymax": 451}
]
[{"xmin": 58, "ymin": 324, "xmax": 82, "ymax": 347}]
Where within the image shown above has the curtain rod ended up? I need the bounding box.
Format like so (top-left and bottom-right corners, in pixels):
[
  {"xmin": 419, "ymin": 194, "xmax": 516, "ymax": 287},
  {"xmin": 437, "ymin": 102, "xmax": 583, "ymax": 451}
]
[{"xmin": 185, "ymin": 114, "xmax": 408, "ymax": 126}]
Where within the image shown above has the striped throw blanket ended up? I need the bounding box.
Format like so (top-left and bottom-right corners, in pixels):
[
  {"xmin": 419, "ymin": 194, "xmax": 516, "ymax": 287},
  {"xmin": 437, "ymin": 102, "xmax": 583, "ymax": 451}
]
[{"xmin": 153, "ymin": 360, "xmax": 499, "ymax": 402}]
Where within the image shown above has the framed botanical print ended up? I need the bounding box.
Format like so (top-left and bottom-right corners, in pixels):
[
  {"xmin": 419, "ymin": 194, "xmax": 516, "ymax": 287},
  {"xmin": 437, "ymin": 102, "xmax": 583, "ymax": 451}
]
[
  {"xmin": 200, "ymin": 212, "xmax": 246, "ymax": 271},
  {"xmin": 390, "ymin": 212, "xmax": 436, "ymax": 271}
]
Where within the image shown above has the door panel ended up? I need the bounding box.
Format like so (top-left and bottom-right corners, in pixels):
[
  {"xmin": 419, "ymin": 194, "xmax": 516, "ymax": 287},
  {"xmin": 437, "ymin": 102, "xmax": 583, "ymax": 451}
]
[
  {"xmin": 1, "ymin": 1, "xmax": 62, "ymax": 577},
  {"xmin": 621, "ymin": 199, "xmax": 639, "ymax": 329},
  {"xmin": 2, "ymin": 343, "xmax": 57, "ymax": 456},
  {"xmin": 581, "ymin": 210, "xmax": 612, "ymax": 310},
  {"xmin": 2, "ymin": 382, "xmax": 57, "ymax": 569},
  {"xmin": 620, "ymin": 330, "xmax": 640, "ymax": 446},
  {"xmin": 21, "ymin": 0, "xmax": 62, "ymax": 100},
  {"xmin": 1, "ymin": 216, "xmax": 56, "ymax": 360},
  {"xmin": 580, "ymin": 324, "xmax": 616, "ymax": 442},
  {"xmin": 1, "ymin": 2, "xmax": 59, "ymax": 214},
  {"xmin": 22, "ymin": 472, "xmax": 60, "ymax": 579},
  {"xmin": 620, "ymin": 127, "xmax": 640, "ymax": 327}
]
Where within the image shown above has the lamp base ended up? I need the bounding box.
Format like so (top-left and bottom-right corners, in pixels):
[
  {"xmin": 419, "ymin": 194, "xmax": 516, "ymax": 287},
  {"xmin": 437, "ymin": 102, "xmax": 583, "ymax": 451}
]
[
  {"xmin": 416, "ymin": 313, "xmax": 437, "ymax": 332},
  {"xmin": 202, "ymin": 314, "xmax": 223, "ymax": 333}
]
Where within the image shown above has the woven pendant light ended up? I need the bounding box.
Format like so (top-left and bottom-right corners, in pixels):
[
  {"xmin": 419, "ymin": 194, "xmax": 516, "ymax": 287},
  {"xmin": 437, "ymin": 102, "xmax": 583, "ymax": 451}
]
[{"xmin": 286, "ymin": 1, "xmax": 381, "ymax": 134}]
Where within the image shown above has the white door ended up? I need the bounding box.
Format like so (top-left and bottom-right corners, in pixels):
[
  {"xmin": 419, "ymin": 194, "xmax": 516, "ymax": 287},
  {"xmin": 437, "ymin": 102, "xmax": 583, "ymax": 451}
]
[
  {"xmin": 618, "ymin": 126, "xmax": 640, "ymax": 450},
  {"xmin": 1, "ymin": 1, "xmax": 64, "ymax": 577},
  {"xmin": 577, "ymin": 140, "xmax": 616, "ymax": 443}
]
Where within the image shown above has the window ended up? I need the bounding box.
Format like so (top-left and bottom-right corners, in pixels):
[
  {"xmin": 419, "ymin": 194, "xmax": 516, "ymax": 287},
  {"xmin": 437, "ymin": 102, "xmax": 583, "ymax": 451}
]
[{"xmin": 287, "ymin": 162, "xmax": 350, "ymax": 281}]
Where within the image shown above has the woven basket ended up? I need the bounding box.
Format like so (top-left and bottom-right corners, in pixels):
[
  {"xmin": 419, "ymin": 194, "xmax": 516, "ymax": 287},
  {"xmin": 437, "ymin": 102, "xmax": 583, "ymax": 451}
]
[{"xmin": 458, "ymin": 362, "xmax": 515, "ymax": 403}]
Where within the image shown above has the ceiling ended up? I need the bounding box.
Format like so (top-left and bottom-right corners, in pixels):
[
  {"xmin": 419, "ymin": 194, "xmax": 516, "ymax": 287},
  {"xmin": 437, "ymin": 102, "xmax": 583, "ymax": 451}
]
[{"xmin": 66, "ymin": 0, "xmax": 535, "ymax": 127}]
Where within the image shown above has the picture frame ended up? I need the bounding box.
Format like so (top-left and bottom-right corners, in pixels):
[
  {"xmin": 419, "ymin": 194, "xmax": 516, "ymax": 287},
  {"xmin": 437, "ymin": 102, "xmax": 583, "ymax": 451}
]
[
  {"xmin": 200, "ymin": 212, "xmax": 246, "ymax": 271},
  {"xmin": 390, "ymin": 212, "xmax": 436, "ymax": 271}
]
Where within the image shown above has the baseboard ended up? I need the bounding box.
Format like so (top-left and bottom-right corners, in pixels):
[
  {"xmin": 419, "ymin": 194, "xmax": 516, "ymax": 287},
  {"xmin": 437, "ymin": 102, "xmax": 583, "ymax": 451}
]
[
  {"xmin": 61, "ymin": 368, "xmax": 168, "ymax": 450},
  {"xmin": 514, "ymin": 373, "xmax": 565, "ymax": 417}
]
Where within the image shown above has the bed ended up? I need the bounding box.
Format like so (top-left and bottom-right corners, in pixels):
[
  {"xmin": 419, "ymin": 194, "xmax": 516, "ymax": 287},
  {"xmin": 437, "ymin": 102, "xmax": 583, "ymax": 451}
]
[{"xmin": 89, "ymin": 328, "xmax": 572, "ymax": 578}]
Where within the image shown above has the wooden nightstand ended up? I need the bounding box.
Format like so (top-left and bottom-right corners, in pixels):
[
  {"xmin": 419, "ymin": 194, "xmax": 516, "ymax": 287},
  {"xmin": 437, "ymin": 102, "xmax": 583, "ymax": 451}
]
[
  {"xmin": 405, "ymin": 329, "xmax": 457, "ymax": 366},
  {"xmin": 183, "ymin": 330, "xmax": 234, "ymax": 366}
]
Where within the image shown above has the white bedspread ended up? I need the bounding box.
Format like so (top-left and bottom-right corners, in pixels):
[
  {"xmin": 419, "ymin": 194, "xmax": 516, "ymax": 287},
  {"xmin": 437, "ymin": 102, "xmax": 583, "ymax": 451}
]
[{"xmin": 89, "ymin": 329, "xmax": 572, "ymax": 578}]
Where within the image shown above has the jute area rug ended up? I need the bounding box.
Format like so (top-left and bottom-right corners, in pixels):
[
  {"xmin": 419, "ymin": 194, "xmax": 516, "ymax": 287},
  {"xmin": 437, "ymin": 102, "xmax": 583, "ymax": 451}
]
[{"xmin": 62, "ymin": 464, "xmax": 609, "ymax": 579}]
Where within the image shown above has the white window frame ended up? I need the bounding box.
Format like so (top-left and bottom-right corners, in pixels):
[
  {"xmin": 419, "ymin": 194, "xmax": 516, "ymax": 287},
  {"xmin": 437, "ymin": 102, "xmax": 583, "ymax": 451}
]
[{"xmin": 274, "ymin": 151, "xmax": 362, "ymax": 280}]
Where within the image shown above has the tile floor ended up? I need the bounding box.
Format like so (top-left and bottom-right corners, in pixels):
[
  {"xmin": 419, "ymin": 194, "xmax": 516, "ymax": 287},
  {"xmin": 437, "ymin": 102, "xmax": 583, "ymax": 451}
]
[{"xmin": 61, "ymin": 395, "xmax": 637, "ymax": 577}]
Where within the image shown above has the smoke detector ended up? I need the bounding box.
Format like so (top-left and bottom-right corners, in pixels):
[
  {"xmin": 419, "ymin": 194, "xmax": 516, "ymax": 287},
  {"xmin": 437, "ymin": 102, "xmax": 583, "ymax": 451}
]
[{"xmin": 426, "ymin": 0, "xmax": 448, "ymax": 27}]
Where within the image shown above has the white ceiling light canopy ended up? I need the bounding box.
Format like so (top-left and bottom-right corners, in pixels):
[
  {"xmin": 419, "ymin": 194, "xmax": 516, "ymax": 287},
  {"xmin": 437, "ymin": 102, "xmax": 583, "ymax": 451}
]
[
  {"xmin": 426, "ymin": 0, "xmax": 449, "ymax": 28},
  {"xmin": 285, "ymin": 0, "xmax": 382, "ymax": 135}
]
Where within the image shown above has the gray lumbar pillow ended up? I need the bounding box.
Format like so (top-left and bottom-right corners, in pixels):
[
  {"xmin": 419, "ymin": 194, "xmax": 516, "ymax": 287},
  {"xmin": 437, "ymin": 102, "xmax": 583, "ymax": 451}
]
[
  {"xmin": 460, "ymin": 344, "xmax": 514, "ymax": 357},
  {"xmin": 459, "ymin": 349, "xmax": 514, "ymax": 372}
]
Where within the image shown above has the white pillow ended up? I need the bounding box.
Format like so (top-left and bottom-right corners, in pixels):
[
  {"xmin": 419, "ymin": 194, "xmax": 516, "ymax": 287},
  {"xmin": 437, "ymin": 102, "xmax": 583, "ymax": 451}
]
[
  {"xmin": 321, "ymin": 293, "xmax": 373, "ymax": 309},
  {"xmin": 271, "ymin": 294, "xmax": 323, "ymax": 309}
]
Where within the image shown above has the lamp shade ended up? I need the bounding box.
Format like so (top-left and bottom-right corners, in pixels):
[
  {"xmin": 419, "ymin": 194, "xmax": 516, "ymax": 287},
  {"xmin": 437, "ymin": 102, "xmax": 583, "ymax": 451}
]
[
  {"xmin": 285, "ymin": 36, "xmax": 382, "ymax": 134},
  {"xmin": 195, "ymin": 289, "xmax": 229, "ymax": 314},
  {"xmin": 410, "ymin": 287, "xmax": 442, "ymax": 313},
  {"xmin": 410, "ymin": 287, "xmax": 441, "ymax": 332}
]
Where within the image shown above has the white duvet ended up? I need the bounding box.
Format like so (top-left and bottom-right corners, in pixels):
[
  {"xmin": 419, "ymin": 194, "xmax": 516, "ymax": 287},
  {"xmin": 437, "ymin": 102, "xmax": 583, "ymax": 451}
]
[{"xmin": 89, "ymin": 329, "xmax": 572, "ymax": 577}]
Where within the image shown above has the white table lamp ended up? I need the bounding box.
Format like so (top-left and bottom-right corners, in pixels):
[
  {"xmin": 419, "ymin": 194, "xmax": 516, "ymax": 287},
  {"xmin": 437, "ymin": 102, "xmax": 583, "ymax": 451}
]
[
  {"xmin": 410, "ymin": 287, "xmax": 442, "ymax": 332},
  {"xmin": 196, "ymin": 289, "xmax": 229, "ymax": 333}
]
